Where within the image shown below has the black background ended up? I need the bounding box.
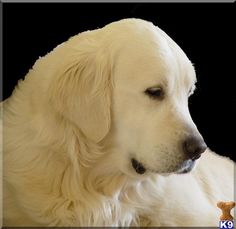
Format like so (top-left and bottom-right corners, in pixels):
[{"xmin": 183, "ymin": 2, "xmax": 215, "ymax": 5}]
[{"xmin": 3, "ymin": 3, "xmax": 235, "ymax": 161}]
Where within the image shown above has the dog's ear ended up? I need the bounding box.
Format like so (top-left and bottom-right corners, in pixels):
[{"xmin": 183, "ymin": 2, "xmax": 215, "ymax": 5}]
[{"xmin": 49, "ymin": 32, "xmax": 112, "ymax": 143}]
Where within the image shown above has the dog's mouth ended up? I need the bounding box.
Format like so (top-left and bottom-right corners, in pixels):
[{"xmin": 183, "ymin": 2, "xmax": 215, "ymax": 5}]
[
  {"xmin": 131, "ymin": 158, "xmax": 197, "ymax": 175},
  {"xmin": 175, "ymin": 159, "xmax": 196, "ymax": 174},
  {"xmin": 131, "ymin": 158, "xmax": 146, "ymax": 174}
]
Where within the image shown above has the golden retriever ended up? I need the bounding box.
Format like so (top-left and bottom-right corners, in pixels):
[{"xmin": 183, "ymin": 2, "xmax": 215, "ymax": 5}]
[{"xmin": 1, "ymin": 18, "xmax": 234, "ymax": 226}]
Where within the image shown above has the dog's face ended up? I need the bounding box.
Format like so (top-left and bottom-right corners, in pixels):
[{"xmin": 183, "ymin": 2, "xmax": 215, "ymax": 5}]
[
  {"xmin": 100, "ymin": 19, "xmax": 207, "ymax": 177},
  {"xmin": 50, "ymin": 19, "xmax": 207, "ymax": 178}
]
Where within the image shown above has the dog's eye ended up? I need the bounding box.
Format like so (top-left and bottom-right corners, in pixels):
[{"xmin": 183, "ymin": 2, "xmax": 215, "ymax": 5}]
[{"xmin": 145, "ymin": 87, "xmax": 164, "ymax": 100}]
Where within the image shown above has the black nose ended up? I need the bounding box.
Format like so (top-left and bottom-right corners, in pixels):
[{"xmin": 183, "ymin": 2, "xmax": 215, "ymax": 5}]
[{"xmin": 183, "ymin": 136, "xmax": 207, "ymax": 160}]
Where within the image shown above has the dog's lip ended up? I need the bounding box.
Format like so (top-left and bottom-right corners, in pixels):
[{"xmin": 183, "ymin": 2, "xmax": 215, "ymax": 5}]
[
  {"xmin": 131, "ymin": 158, "xmax": 146, "ymax": 174},
  {"xmin": 131, "ymin": 158, "xmax": 196, "ymax": 175},
  {"xmin": 131, "ymin": 158, "xmax": 170, "ymax": 175},
  {"xmin": 176, "ymin": 159, "xmax": 196, "ymax": 174}
]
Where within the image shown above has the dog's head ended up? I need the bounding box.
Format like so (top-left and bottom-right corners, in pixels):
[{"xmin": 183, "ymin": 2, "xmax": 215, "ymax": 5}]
[{"xmin": 49, "ymin": 19, "xmax": 207, "ymax": 178}]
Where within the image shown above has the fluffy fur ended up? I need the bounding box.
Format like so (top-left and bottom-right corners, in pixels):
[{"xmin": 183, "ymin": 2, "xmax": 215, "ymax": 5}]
[{"xmin": 1, "ymin": 18, "xmax": 235, "ymax": 227}]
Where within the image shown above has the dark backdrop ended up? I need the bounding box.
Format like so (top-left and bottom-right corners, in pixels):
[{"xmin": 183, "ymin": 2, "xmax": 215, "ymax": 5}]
[{"xmin": 3, "ymin": 3, "xmax": 235, "ymax": 161}]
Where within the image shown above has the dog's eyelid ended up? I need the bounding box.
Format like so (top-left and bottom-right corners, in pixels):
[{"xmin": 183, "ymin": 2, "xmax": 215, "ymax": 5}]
[
  {"xmin": 145, "ymin": 86, "xmax": 164, "ymax": 100},
  {"xmin": 147, "ymin": 86, "xmax": 162, "ymax": 92}
]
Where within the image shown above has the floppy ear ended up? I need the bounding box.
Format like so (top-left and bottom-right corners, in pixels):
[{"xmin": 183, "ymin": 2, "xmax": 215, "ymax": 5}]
[{"xmin": 49, "ymin": 32, "xmax": 112, "ymax": 143}]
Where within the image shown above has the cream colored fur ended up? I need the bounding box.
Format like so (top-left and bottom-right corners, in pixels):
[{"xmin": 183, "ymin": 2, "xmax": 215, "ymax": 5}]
[{"xmin": 1, "ymin": 19, "xmax": 235, "ymax": 227}]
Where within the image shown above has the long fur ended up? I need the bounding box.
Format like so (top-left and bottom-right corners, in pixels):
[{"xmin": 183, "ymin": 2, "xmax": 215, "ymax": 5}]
[{"xmin": 2, "ymin": 18, "xmax": 235, "ymax": 227}]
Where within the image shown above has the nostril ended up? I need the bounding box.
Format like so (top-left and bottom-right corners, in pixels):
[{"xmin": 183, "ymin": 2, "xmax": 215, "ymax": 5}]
[{"xmin": 183, "ymin": 136, "xmax": 207, "ymax": 160}]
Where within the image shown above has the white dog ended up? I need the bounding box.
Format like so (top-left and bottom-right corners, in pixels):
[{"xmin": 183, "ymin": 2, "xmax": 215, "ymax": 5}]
[{"xmin": 1, "ymin": 18, "xmax": 234, "ymax": 227}]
